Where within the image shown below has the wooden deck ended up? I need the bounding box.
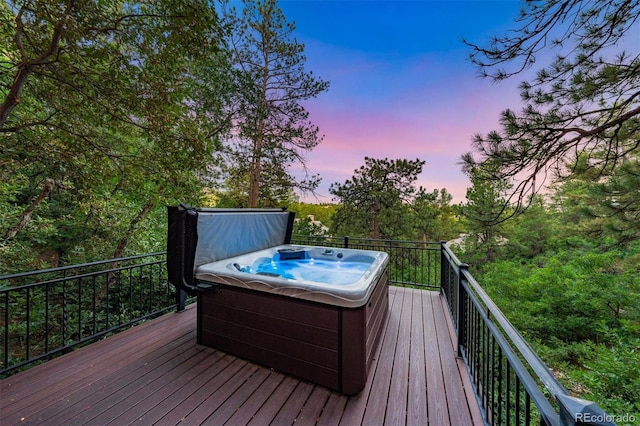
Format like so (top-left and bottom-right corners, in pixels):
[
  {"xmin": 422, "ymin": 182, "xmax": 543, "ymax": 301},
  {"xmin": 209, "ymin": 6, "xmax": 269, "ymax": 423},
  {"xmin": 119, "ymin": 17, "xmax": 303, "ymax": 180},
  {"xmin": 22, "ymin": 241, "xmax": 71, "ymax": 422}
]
[{"xmin": 0, "ymin": 287, "xmax": 483, "ymax": 425}]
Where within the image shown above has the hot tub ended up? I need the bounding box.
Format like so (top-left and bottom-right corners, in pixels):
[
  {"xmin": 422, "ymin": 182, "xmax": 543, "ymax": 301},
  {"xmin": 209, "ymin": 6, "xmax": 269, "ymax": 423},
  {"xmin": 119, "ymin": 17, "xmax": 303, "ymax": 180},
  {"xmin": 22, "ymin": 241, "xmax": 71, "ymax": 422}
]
[
  {"xmin": 167, "ymin": 207, "xmax": 389, "ymax": 394},
  {"xmin": 195, "ymin": 244, "xmax": 388, "ymax": 307}
]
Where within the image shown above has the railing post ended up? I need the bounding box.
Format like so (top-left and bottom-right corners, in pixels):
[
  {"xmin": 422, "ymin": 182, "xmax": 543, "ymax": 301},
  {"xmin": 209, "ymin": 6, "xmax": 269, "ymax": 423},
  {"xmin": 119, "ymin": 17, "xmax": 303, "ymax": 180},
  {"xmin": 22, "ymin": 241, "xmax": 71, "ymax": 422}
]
[
  {"xmin": 457, "ymin": 263, "xmax": 469, "ymax": 358},
  {"xmin": 344, "ymin": 235, "xmax": 349, "ymax": 249},
  {"xmin": 176, "ymin": 289, "xmax": 186, "ymax": 312},
  {"xmin": 557, "ymin": 394, "xmax": 617, "ymax": 425},
  {"xmin": 439, "ymin": 241, "xmax": 447, "ymax": 294}
]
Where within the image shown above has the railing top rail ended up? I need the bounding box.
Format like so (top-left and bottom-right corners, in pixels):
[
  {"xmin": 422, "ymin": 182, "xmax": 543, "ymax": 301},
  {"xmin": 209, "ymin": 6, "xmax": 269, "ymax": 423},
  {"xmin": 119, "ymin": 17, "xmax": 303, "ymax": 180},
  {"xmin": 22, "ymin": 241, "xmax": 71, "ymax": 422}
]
[
  {"xmin": 461, "ymin": 277, "xmax": 559, "ymax": 424},
  {"xmin": 292, "ymin": 235, "xmax": 442, "ymax": 247},
  {"xmin": 0, "ymin": 258, "xmax": 166, "ymax": 293},
  {"xmin": 0, "ymin": 252, "xmax": 166, "ymax": 282},
  {"xmin": 440, "ymin": 242, "xmax": 569, "ymax": 399}
]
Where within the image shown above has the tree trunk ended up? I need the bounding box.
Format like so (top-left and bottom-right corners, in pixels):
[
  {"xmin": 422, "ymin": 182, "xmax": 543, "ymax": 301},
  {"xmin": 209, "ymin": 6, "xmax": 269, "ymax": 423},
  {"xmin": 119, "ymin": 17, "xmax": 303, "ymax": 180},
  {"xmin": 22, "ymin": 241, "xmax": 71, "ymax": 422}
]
[
  {"xmin": 94, "ymin": 198, "xmax": 155, "ymax": 308},
  {"xmin": 248, "ymin": 134, "xmax": 263, "ymax": 208},
  {"xmin": 0, "ymin": 2, "xmax": 73, "ymax": 129},
  {"xmin": 247, "ymin": 34, "xmax": 271, "ymax": 208},
  {"xmin": 371, "ymin": 198, "xmax": 381, "ymax": 239},
  {"xmin": 111, "ymin": 198, "xmax": 155, "ymax": 260},
  {"xmin": 5, "ymin": 178, "xmax": 55, "ymax": 240},
  {"xmin": 0, "ymin": 65, "xmax": 32, "ymax": 129}
]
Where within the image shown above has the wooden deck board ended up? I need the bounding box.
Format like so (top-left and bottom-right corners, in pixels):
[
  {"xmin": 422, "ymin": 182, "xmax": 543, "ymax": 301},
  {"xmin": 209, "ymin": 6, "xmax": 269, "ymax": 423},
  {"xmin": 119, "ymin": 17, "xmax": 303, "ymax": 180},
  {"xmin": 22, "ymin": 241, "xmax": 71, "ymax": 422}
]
[
  {"xmin": 108, "ymin": 351, "xmax": 228, "ymax": 424},
  {"xmin": 424, "ymin": 291, "xmax": 452, "ymax": 425},
  {"xmin": 408, "ymin": 288, "xmax": 429, "ymax": 426},
  {"xmin": 247, "ymin": 375, "xmax": 298, "ymax": 425},
  {"xmin": 0, "ymin": 288, "xmax": 482, "ymax": 425},
  {"xmin": 1, "ymin": 311, "xmax": 194, "ymax": 412},
  {"xmin": 385, "ymin": 287, "xmax": 412, "ymax": 425},
  {"xmin": 361, "ymin": 285, "xmax": 402, "ymax": 425}
]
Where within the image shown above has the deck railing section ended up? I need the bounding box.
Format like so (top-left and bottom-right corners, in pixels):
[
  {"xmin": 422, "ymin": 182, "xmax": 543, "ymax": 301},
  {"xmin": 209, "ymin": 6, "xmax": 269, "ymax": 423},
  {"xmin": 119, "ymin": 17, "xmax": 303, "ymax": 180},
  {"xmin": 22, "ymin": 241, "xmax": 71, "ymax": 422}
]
[
  {"xmin": 440, "ymin": 243, "xmax": 613, "ymax": 426},
  {"xmin": 0, "ymin": 252, "xmax": 175, "ymax": 376},
  {"xmin": 1, "ymin": 238, "xmax": 613, "ymax": 425},
  {"xmin": 290, "ymin": 235, "xmax": 441, "ymax": 289}
]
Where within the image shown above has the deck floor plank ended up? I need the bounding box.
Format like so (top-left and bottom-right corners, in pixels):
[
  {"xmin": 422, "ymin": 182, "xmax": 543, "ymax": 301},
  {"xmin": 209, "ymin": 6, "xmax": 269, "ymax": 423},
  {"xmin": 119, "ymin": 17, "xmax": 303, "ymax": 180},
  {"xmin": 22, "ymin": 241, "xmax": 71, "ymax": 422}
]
[
  {"xmin": 84, "ymin": 346, "xmax": 213, "ymax": 425},
  {"xmin": 270, "ymin": 381, "xmax": 315, "ymax": 425},
  {"xmin": 432, "ymin": 295, "xmax": 475, "ymax": 426},
  {"xmin": 224, "ymin": 370, "xmax": 286, "ymax": 426},
  {"xmin": 153, "ymin": 357, "xmax": 249, "ymax": 426},
  {"xmin": 2, "ymin": 321, "xmax": 196, "ymax": 423},
  {"xmin": 316, "ymin": 391, "xmax": 348, "ymax": 426},
  {"xmin": 1, "ymin": 309, "xmax": 194, "ymax": 415},
  {"xmin": 246, "ymin": 375, "xmax": 298, "ymax": 425},
  {"xmin": 294, "ymin": 385, "xmax": 332, "ymax": 426},
  {"xmin": 107, "ymin": 349, "xmax": 227, "ymax": 425},
  {"xmin": 0, "ymin": 288, "xmax": 481, "ymax": 426},
  {"xmin": 408, "ymin": 288, "xmax": 429, "ymax": 426},
  {"xmin": 200, "ymin": 366, "xmax": 271, "ymax": 426},
  {"xmin": 424, "ymin": 292, "xmax": 452, "ymax": 426},
  {"xmin": 360, "ymin": 286, "xmax": 404, "ymax": 425},
  {"xmin": 42, "ymin": 334, "xmax": 205, "ymax": 425},
  {"xmin": 143, "ymin": 356, "xmax": 241, "ymax": 425},
  {"xmin": 173, "ymin": 362, "xmax": 260, "ymax": 425}
]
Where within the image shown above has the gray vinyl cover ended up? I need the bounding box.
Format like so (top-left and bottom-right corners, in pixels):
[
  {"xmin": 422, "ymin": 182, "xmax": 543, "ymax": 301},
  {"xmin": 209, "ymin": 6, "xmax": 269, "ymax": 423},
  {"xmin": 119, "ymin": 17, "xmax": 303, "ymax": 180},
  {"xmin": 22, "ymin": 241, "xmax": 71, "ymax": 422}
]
[{"xmin": 194, "ymin": 212, "xmax": 290, "ymax": 268}]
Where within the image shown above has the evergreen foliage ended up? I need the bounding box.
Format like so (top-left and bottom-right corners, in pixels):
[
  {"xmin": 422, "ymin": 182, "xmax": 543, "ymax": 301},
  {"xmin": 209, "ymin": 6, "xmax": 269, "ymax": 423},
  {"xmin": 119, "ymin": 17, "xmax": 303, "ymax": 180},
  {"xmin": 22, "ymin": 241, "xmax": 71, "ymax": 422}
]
[
  {"xmin": 329, "ymin": 157, "xmax": 424, "ymax": 239},
  {"xmin": 0, "ymin": 0, "xmax": 230, "ymax": 270},
  {"xmin": 329, "ymin": 157, "xmax": 460, "ymax": 241},
  {"xmin": 459, "ymin": 185, "xmax": 640, "ymax": 417},
  {"xmin": 217, "ymin": 0, "xmax": 329, "ymax": 208},
  {"xmin": 0, "ymin": 0, "xmax": 638, "ymax": 418},
  {"xmin": 462, "ymin": 0, "xmax": 640, "ymax": 216},
  {"xmin": 0, "ymin": 0, "xmax": 327, "ymax": 269}
]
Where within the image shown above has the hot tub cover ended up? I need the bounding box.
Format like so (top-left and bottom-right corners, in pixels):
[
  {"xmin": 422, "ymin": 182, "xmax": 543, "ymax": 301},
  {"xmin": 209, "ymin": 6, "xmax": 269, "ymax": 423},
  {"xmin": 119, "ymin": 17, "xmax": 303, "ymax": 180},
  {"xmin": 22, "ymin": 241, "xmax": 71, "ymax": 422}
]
[{"xmin": 167, "ymin": 205, "xmax": 295, "ymax": 295}]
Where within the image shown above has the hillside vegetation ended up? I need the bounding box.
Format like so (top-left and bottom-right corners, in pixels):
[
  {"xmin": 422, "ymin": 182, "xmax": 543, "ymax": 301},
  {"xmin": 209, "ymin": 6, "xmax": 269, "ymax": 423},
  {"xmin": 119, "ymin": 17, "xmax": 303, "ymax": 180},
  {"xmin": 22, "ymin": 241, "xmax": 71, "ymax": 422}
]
[{"xmin": 1, "ymin": 0, "xmax": 638, "ymax": 420}]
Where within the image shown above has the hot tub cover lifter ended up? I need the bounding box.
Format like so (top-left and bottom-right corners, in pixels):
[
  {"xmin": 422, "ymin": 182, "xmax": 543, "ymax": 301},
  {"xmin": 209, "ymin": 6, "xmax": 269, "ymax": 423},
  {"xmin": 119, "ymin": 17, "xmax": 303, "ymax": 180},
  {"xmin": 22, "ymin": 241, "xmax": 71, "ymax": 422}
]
[{"xmin": 167, "ymin": 205, "xmax": 295, "ymax": 295}]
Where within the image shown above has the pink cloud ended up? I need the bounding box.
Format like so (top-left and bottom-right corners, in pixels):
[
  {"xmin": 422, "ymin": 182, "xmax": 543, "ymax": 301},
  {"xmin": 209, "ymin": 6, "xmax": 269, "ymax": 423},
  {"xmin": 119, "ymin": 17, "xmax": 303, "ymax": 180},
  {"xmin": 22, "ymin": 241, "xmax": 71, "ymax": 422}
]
[{"xmin": 289, "ymin": 32, "xmax": 526, "ymax": 205}]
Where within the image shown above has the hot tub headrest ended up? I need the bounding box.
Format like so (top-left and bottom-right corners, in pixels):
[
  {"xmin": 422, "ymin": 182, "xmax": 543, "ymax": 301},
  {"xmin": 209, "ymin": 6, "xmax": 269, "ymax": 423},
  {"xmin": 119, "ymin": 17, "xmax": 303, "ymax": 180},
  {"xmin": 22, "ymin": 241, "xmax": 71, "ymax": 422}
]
[
  {"xmin": 167, "ymin": 205, "xmax": 295, "ymax": 295},
  {"xmin": 277, "ymin": 248, "xmax": 308, "ymax": 261}
]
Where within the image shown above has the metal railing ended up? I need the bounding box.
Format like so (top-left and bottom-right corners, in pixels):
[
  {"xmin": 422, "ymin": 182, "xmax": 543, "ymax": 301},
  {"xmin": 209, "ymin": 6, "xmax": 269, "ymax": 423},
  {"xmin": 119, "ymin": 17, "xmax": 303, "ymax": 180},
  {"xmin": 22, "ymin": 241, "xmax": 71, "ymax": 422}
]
[
  {"xmin": 290, "ymin": 235, "xmax": 441, "ymax": 289},
  {"xmin": 440, "ymin": 243, "xmax": 613, "ymax": 426},
  {"xmin": 296, "ymin": 236, "xmax": 613, "ymax": 425},
  {"xmin": 1, "ymin": 252, "xmax": 176, "ymax": 376},
  {"xmin": 1, "ymin": 238, "xmax": 613, "ymax": 425}
]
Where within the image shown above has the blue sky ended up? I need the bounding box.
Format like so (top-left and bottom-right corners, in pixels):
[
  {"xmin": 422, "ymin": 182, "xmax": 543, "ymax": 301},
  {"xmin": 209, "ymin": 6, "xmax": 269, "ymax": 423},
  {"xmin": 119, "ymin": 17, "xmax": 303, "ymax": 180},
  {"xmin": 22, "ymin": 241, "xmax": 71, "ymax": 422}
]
[{"xmin": 277, "ymin": 0, "xmax": 526, "ymax": 203}]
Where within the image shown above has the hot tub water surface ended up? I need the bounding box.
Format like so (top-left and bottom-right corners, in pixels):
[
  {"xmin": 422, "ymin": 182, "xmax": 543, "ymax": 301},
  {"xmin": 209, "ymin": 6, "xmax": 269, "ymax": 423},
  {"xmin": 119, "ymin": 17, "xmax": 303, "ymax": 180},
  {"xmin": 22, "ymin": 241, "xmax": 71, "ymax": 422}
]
[
  {"xmin": 239, "ymin": 249, "xmax": 373, "ymax": 285},
  {"xmin": 196, "ymin": 245, "xmax": 388, "ymax": 308}
]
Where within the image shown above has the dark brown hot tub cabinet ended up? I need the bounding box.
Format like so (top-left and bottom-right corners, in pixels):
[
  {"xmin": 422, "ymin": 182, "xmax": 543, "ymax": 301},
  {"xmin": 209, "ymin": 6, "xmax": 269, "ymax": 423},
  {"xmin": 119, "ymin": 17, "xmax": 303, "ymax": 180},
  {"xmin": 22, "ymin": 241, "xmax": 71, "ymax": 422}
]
[
  {"xmin": 197, "ymin": 266, "xmax": 388, "ymax": 395},
  {"xmin": 167, "ymin": 206, "xmax": 389, "ymax": 395}
]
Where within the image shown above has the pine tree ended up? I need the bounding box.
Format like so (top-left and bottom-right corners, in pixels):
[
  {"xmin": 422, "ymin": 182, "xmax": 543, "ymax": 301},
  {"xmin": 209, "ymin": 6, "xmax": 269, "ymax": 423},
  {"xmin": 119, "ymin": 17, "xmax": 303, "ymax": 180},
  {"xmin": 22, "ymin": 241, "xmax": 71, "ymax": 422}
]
[
  {"xmin": 220, "ymin": 0, "xmax": 329, "ymax": 207},
  {"xmin": 462, "ymin": 0, "xmax": 640, "ymax": 213}
]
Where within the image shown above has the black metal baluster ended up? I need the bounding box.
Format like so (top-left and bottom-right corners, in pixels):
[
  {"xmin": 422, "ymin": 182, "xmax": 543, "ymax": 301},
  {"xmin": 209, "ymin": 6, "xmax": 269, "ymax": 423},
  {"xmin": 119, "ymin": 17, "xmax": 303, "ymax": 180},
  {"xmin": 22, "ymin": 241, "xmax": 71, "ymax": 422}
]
[
  {"xmin": 77, "ymin": 277, "xmax": 82, "ymax": 340},
  {"xmin": 26, "ymin": 287, "xmax": 31, "ymax": 361},
  {"xmin": 129, "ymin": 267, "xmax": 134, "ymax": 323},
  {"xmin": 92, "ymin": 275, "xmax": 97, "ymax": 335},
  {"xmin": 505, "ymin": 357, "xmax": 511, "ymax": 425},
  {"xmin": 45, "ymin": 283, "xmax": 50, "ymax": 354},
  {"xmin": 496, "ymin": 345, "xmax": 503, "ymax": 426},
  {"xmin": 515, "ymin": 376, "xmax": 521, "ymax": 425},
  {"xmin": 3, "ymin": 292, "xmax": 8, "ymax": 369}
]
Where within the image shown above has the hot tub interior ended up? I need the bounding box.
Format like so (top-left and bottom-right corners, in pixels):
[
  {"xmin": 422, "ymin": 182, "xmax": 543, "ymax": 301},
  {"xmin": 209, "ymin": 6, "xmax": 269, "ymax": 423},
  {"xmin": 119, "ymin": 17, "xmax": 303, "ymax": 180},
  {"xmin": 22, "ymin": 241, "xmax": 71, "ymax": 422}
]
[
  {"xmin": 167, "ymin": 206, "xmax": 389, "ymax": 394},
  {"xmin": 243, "ymin": 248, "xmax": 374, "ymax": 285},
  {"xmin": 195, "ymin": 244, "xmax": 388, "ymax": 308}
]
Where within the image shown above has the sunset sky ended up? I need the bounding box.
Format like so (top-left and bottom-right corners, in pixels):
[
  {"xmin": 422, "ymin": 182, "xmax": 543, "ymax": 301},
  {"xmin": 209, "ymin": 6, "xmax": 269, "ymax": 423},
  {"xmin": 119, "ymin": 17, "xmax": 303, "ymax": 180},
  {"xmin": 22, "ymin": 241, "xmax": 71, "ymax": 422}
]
[{"xmin": 277, "ymin": 0, "xmax": 526, "ymax": 203}]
